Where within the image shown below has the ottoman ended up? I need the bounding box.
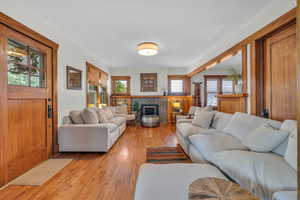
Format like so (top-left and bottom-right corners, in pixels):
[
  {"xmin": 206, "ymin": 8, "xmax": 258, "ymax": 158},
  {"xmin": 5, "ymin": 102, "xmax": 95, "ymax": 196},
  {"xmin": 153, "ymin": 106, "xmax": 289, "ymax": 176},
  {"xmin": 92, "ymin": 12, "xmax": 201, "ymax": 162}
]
[
  {"xmin": 141, "ymin": 115, "xmax": 160, "ymax": 127},
  {"xmin": 134, "ymin": 163, "xmax": 227, "ymax": 200}
]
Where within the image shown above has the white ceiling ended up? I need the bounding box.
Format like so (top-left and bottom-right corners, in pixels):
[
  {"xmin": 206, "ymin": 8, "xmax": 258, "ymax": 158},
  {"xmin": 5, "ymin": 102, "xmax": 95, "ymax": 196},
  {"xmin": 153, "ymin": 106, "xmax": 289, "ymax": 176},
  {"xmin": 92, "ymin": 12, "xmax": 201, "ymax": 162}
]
[{"xmin": 1, "ymin": 0, "xmax": 288, "ymax": 70}]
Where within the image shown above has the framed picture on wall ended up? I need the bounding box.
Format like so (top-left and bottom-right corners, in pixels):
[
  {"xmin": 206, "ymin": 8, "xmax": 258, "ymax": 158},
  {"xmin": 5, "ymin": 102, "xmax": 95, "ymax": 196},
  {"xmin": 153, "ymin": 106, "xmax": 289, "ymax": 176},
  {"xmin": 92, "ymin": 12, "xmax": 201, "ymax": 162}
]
[
  {"xmin": 140, "ymin": 73, "xmax": 157, "ymax": 92},
  {"xmin": 66, "ymin": 66, "xmax": 82, "ymax": 90}
]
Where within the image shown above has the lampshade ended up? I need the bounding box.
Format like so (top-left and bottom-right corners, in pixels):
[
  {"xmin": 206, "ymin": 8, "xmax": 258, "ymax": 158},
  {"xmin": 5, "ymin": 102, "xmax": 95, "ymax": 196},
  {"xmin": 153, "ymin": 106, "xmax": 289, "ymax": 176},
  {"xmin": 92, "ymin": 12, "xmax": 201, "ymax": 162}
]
[
  {"xmin": 173, "ymin": 102, "xmax": 181, "ymax": 109},
  {"xmin": 137, "ymin": 42, "xmax": 159, "ymax": 56}
]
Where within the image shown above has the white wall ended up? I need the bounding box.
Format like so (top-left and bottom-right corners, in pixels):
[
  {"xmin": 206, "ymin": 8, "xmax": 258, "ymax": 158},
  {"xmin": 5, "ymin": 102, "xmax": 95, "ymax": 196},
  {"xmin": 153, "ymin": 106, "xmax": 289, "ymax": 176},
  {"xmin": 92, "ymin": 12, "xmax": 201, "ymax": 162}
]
[
  {"xmin": 0, "ymin": 7, "xmax": 110, "ymax": 126},
  {"xmin": 109, "ymin": 67, "xmax": 188, "ymax": 95}
]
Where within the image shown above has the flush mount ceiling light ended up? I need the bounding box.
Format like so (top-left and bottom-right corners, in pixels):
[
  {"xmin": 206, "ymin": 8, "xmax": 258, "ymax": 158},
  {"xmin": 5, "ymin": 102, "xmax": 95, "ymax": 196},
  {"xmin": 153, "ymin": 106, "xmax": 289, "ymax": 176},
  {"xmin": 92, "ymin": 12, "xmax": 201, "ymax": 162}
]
[{"xmin": 137, "ymin": 42, "xmax": 159, "ymax": 56}]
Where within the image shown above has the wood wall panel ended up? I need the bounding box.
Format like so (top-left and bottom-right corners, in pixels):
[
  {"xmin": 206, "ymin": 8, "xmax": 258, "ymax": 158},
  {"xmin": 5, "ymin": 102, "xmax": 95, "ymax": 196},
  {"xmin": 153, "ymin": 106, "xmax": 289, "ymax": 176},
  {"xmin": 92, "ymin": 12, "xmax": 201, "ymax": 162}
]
[
  {"xmin": 7, "ymin": 99, "xmax": 48, "ymax": 182},
  {"xmin": 217, "ymin": 94, "xmax": 247, "ymax": 114},
  {"xmin": 264, "ymin": 24, "xmax": 297, "ymax": 121},
  {"xmin": 0, "ymin": 25, "xmax": 8, "ymax": 186}
]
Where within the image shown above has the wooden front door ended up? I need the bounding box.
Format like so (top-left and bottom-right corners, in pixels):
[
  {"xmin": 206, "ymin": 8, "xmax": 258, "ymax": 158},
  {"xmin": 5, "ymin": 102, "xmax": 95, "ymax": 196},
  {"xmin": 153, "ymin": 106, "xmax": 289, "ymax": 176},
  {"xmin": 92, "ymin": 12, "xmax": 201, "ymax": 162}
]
[
  {"xmin": 264, "ymin": 23, "xmax": 297, "ymax": 121},
  {"xmin": 1, "ymin": 25, "xmax": 53, "ymax": 182}
]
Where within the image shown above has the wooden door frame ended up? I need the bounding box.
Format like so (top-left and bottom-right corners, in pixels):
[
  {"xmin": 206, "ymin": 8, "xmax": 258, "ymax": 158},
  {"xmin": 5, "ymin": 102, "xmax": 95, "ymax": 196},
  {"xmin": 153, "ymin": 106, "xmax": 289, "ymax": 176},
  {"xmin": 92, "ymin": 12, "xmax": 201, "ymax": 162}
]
[
  {"xmin": 296, "ymin": 0, "xmax": 300, "ymax": 192},
  {"xmin": 250, "ymin": 19, "xmax": 296, "ymax": 116},
  {"xmin": 0, "ymin": 12, "xmax": 59, "ymax": 186}
]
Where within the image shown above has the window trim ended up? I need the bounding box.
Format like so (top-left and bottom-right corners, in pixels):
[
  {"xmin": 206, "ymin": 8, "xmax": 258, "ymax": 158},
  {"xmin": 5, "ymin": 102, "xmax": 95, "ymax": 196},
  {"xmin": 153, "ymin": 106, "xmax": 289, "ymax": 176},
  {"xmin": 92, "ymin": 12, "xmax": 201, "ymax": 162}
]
[
  {"xmin": 204, "ymin": 75, "xmax": 234, "ymax": 108},
  {"xmin": 111, "ymin": 76, "xmax": 131, "ymax": 96},
  {"xmin": 168, "ymin": 75, "xmax": 190, "ymax": 96}
]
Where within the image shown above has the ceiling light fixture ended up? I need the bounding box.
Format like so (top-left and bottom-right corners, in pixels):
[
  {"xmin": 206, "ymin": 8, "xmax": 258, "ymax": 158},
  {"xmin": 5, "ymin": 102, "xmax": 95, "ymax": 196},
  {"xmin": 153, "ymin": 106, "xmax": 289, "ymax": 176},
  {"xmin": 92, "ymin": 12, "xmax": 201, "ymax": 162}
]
[{"xmin": 137, "ymin": 42, "xmax": 159, "ymax": 56}]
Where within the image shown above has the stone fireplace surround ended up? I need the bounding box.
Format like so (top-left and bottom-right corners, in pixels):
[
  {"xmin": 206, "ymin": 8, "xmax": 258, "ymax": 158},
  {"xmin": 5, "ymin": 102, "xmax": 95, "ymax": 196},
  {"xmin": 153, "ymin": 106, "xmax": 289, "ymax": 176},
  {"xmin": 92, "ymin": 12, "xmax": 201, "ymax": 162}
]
[{"xmin": 131, "ymin": 97, "xmax": 168, "ymax": 123}]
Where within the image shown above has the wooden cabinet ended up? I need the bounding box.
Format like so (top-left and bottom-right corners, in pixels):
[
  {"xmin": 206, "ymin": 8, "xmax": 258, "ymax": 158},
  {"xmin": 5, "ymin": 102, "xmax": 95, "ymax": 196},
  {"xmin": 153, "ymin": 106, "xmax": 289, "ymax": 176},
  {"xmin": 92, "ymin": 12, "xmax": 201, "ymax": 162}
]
[{"xmin": 217, "ymin": 94, "xmax": 248, "ymax": 114}]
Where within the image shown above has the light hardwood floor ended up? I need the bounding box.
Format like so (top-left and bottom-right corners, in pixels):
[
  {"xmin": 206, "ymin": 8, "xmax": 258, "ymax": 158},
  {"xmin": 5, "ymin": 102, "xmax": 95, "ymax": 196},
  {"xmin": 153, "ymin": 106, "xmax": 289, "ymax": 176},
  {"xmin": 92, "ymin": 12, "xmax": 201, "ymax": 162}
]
[{"xmin": 0, "ymin": 124, "xmax": 177, "ymax": 200}]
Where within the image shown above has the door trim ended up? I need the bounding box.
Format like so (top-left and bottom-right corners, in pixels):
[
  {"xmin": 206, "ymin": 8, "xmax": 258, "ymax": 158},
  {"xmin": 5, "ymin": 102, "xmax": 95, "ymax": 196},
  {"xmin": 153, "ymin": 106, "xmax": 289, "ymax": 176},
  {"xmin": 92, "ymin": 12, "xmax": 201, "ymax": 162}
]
[{"xmin": 0, "ymin": 12, "xmax": 59, "ymax": 186}]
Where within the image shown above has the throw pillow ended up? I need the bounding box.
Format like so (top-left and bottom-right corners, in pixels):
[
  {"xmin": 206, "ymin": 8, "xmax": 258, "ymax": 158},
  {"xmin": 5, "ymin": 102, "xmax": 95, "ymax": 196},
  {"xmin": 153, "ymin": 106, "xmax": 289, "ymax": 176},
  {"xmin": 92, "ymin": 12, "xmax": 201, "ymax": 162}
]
[
  {"xmin": 284, "ymin": 130, "xmax": 297, "ymax": 171},
  {"xmin": 242, "ymin": 123, "xmax": 289, "ymax": 152},
  {"xmin": 80, "ymin": 108, "xmax": 99, "ymax": 124},
  {"xmin": 202, "ymin": 105, "xmax": 213, "ymax": 112},
  {"xmin": 115, "ymin": 105, "xmax": 128, "ymax": 114},
  {"xmin": 69, "ymin": 110, "xmax": 84, "ymax": 124},
  {"xmin": 192, "ymin": 110, "xmax": 215, "ymax": 129},
  {"xmin": 97, "ymin": 108, "xmax": 114, "ymax": 123}
]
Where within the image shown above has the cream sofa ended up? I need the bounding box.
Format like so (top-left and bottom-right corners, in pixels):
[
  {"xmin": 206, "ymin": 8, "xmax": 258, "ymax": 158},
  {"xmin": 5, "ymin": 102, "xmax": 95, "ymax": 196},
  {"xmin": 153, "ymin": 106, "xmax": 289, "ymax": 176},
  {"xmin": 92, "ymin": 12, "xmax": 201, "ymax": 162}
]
[
  {"xmin": 58, "ymin": 107, "xmax": 126, "ymax": 152},
  {"xmin": 176, "ymin": 112, "xmax": 297, "ymax": 200}
]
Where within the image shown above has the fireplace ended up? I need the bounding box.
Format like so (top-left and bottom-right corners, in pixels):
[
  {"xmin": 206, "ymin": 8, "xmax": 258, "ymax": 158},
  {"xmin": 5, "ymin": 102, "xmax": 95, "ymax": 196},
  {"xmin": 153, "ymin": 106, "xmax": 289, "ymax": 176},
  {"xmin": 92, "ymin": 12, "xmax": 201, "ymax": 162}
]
[{"xmin": 141, "ymin": 104, "xmax": 159, "ymax": 116}]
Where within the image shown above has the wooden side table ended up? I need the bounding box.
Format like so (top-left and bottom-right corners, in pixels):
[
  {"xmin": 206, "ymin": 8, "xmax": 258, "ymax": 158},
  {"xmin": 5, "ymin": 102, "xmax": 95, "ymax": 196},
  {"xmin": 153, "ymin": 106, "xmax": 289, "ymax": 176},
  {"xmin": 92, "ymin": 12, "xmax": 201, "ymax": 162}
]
[
  {"xmin": 189, "ymin": 177, "xmax": 259, "ymax": 200},
  {"xmin": 171, "ymin": 112, "xmax": 183, "ymax": 123}
]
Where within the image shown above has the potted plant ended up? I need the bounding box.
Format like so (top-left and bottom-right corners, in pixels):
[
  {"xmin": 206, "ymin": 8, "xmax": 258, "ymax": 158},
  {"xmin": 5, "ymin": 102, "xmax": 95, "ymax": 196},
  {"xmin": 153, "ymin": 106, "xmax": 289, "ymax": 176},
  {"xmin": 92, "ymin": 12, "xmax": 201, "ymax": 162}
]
[{"xmin": 132, "ymin": 101, "xmax": 139, "ymax": 115}]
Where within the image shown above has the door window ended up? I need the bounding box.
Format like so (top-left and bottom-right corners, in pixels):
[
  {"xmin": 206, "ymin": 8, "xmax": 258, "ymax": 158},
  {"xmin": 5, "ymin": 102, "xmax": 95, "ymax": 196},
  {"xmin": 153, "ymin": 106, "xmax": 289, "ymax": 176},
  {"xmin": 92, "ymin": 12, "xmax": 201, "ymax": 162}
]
[{"xmin": 7, "ymin": 39, "xmax": 45, "ymax": 88}]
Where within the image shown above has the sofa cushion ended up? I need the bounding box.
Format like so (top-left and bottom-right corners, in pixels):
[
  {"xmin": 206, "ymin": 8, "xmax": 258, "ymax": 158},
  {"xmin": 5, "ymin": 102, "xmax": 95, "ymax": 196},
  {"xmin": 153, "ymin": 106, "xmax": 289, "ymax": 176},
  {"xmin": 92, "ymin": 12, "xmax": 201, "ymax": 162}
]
[
  {"xmin": 97, "ymin": 108, "xmax": 114, "ymax": 123},
  {"xmin": 272, "ymin": 191, "xmax": 297, "ymax": 200},
  {"xmin": 214, "ymin": 150, "xmax": 297, "ymax": 200},
  {"xmin": 223, "ymin": 112, "xmax": 282, "ymax": 141},
  {"xmin": 69, "ymin": 110, "xmax": 85, "ymax": 124},
  {"xmin": 80, "ymin": 108, "xmax": 99, "ymax": 124},
  {"xmin": 273, "ymin": 120, "xmax": 297, "ymax": 156},
  {"xmin": 242, "ymin": 123, "xmax": 289, "ymax": 152},
  {"xmin": 211, "ymin": 112, "xmax": 232, "ymax": 131},
  {"xmin": 134, "ymin": 164, "xmax": 227, "ymax": 200},
  {"xmin": 284, "ymin": 130, "xmax": 297, "ymax": 171},
  {"xmin": 192, "ymin": 111, "xmax": 215, "ymax": 129},
  {"xmin": 202, "ymin": 105, "xmax": 213, "ymax": 112},
  {"xmin": 188, "ymin": 106, "xmax": 199, "ymax": 115},
  {"xmin": 108, "ymin": 116, "xmax": 126, "ymax": 127},
  {"xmin": 177, "ymin": 123, "xmax": 217, "ymax": 139},
  {"xmin": 115, "ymin": 105, "xmax": 128, "ymax": 114},
  {"xmin": 189, "ymin": 132, "xmax": 247, "ymax": 163}
]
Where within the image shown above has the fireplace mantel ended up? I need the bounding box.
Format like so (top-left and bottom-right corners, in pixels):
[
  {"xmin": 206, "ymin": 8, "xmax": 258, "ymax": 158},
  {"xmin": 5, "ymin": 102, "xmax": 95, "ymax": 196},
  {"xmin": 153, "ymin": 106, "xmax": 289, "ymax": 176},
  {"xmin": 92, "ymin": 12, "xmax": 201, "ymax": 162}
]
[{"xmin": 110, "ymin": 95, "xmax": 193, "ymax": 123}]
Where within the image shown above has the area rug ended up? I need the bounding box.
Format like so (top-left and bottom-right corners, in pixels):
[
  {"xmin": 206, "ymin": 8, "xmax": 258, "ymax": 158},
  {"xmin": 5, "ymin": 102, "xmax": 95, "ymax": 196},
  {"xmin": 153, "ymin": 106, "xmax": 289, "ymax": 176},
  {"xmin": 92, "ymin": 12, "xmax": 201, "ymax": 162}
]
[
  {"xmin": 146, "ymin": 146, "xmax": 192, "ymax": 164},
  {"xmin": 9, "ymin": 159, "xmax": 72, "ymax": 186}
]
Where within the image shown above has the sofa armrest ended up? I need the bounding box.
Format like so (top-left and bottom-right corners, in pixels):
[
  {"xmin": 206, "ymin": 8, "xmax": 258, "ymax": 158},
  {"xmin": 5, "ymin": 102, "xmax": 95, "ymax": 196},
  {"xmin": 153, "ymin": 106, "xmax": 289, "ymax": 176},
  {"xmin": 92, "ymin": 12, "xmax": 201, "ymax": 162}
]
[{"xmin": 177, "ymin": 119, "xmax": 193, "ymax": 124}]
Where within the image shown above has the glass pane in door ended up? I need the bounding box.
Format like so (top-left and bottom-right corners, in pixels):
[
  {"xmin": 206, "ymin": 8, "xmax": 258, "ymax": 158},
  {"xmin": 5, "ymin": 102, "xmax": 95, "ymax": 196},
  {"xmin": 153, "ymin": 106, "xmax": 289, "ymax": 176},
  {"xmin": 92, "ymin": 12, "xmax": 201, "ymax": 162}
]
[
  {"xmin": 7, "ymin": 39, "xmax": 29, "ymax": 86},
  {"xmin": 7, "ymin": 39, "xmax": 46, "ymax": 88}
]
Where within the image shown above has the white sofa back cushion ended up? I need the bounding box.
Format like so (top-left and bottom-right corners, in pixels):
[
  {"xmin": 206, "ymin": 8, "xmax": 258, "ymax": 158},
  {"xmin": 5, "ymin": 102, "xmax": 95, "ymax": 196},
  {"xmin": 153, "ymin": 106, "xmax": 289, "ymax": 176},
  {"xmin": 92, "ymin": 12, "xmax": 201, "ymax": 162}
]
[
  {"xmin": 69, "ymin": 110, "xmax": 85, "ymax": 124},
  {"xmin": 242, "ymin": 123, "xmax": 289, "ymax": 152},
  {"xmin": 211, "ymin": 112, "xmax": 232, "ymax": 131},
  {"xmin": 223, "ymin": 112, "xmax": 282, "ymax": 141},
  {"xmin": 284, "ymin": 130, "xmax": 297, "ymax": 171},
  {"xmin": 81, "ymin": 108, "xmax": 99, "ymax": 124},
  {"xmin": 192, "ymin": 110, "xmax": 215, "ymax": 129},
  {"xmin": 97, "ymin": 108, "xmax": 114, "ymax": 123},
  {"xmin": 115, "ymin": 105, "xmax": 128, "ymax": 114},
  {"xmin": 273, "ymin": 120, "xmax": 298, "ymax": 156}
]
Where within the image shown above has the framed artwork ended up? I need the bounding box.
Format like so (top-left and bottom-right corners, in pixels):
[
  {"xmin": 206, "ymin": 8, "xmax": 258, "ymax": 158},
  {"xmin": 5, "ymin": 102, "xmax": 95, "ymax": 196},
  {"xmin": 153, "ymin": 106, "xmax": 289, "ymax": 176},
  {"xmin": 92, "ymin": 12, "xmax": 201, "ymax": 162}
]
[
  {"xmin": 140, "ymin": 73, "xmax": 157, "ymax": 92},
  {"xmin": 66, "ymin": 66, "xmax": 82, "ymax": 90}
]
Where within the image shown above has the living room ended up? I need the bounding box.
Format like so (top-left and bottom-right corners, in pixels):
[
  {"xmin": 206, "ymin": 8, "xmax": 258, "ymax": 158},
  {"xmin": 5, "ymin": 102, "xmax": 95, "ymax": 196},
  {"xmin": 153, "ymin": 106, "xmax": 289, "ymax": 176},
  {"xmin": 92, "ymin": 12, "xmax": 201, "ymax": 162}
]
[{"xmin": 0, "ymin": 1, "xmax": 299, "ymax": 200}]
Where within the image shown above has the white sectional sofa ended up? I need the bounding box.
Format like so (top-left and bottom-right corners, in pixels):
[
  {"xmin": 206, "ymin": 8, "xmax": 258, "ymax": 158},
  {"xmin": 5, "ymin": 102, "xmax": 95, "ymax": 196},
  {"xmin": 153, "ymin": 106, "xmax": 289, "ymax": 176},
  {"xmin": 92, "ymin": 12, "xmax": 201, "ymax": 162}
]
[
  {"xmin": 59, "ymin": 107, "xmax": 126, "ymax": 152},
  {"xmin": 176, "ymin": 111, "xmax": 297, "ymax": 200}
]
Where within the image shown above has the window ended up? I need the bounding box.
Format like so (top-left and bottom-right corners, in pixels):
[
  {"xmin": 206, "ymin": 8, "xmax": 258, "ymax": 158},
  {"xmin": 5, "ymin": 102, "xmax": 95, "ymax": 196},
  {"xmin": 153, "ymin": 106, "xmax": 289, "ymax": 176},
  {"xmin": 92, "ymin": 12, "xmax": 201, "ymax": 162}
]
[
  {"xmin": 206, "ymin": 79, "xmax": 218, "ymax": 106},
  {"xmin": 204, "ymin": 75, "xmax": 234, "ymax": 107},
  {"xmin": 7, "ymin": 39, "xmax": 45, "ymax": 88},
  {"xmin": 111, "ymin": 76, "xmax": 130, "ymax": 95},
  {"xmin": 170, "ymin": 80, "xmax": 183, "ymax": 93},
  {"xmin": 168, "ymin": 75, "xmax": 190, "ymax": 95}
]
